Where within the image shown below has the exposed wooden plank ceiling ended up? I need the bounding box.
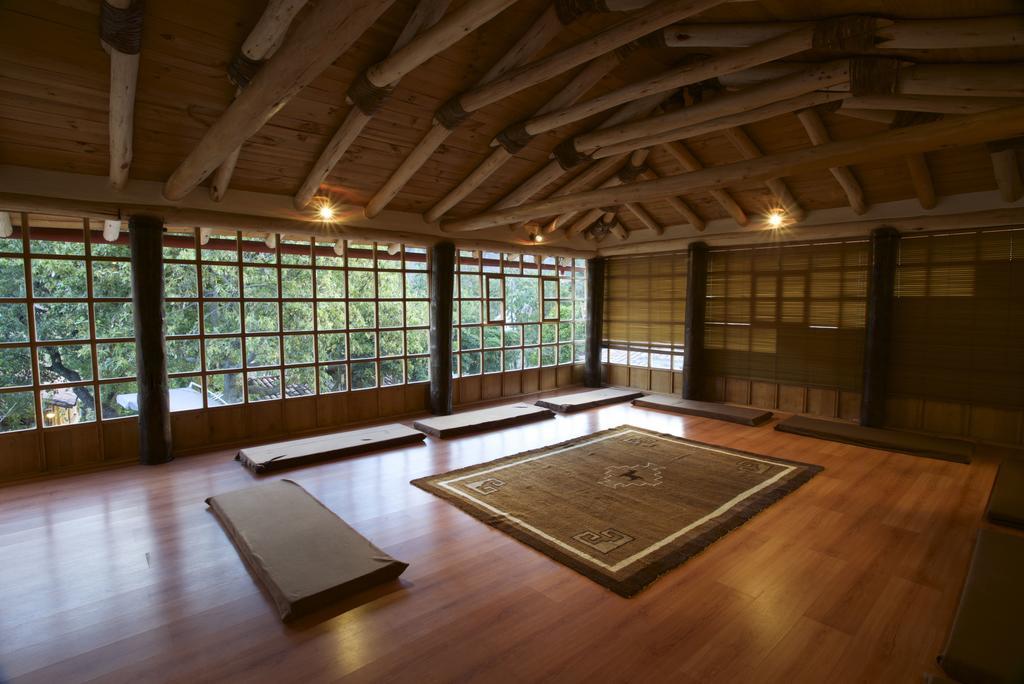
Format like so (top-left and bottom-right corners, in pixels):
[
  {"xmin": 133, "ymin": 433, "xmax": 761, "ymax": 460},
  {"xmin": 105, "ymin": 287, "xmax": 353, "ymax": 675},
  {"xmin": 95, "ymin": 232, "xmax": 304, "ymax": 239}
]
[{"xmin": 0, "ymin": 0, "xmax": 1022, "ymax": 251}]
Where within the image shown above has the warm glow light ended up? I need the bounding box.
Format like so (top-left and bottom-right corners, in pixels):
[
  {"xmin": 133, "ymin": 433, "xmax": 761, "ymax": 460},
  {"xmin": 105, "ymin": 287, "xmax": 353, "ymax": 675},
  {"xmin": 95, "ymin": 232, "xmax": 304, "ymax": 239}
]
[
  {"xmin": 766, "ymin": 210, "xmax": 785, "ymax": 228},
  {"xmin": 318, "ymin": 205, "xmax": 335, "ymax": 221},
  {"xmin": 532, "ymin": 233, "xmax": 543, "ymax": 243}
]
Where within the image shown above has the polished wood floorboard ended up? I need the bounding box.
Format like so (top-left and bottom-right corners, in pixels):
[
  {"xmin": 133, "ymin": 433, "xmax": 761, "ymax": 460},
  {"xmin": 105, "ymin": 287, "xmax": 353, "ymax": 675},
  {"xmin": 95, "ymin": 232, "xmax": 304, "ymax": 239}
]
[{"xmin": 0, "ymin": 394, "xmax": 1011, "ymax": 683}]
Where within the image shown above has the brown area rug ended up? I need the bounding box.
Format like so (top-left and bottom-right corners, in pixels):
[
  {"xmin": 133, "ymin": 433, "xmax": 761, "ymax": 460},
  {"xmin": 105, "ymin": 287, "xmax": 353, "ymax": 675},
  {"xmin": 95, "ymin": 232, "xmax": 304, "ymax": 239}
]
[{"xmin": 412, "ymin": 425, "xmax": 822, "ymax": 596}]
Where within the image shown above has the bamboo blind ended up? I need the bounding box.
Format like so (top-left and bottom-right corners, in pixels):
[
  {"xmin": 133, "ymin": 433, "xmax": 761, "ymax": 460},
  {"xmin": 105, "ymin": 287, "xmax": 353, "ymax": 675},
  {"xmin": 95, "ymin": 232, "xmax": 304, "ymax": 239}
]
[
  {"xmin": 602, "ymin": 253, "xmax": 686, "ymax": 370},
  {"xmin": 703, "ymin": 240, "xmax": 869, "ymax": 390},
  {"xmin": 890, "ymin": 227, "xmax": 1024, "ymax": 407}
]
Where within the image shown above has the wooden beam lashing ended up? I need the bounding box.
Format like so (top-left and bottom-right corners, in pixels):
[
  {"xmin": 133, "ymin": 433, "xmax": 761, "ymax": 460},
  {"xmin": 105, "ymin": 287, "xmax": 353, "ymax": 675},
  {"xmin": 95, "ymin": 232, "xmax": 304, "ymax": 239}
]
[
  {"xmin": 860, "ymin": 227, "xmax": 899, "ymax": 428},
  {"xmin": 722, "ymin": 127, "xmax": 804, "ymax": 221},
  {"xmin": 682, "ymin": 241, "xmax": 708, "ymax": 400},
  {"xmin": 163, "ymin": 0, "xmax": 396, "ymax": 202},
  {"xmin": 661, "ymin": 141, "xmax": 748, "ymax": 225},
  {"xmin": 293, "ymin": 0, "xmax": 451, "ymax": 210},
  {"xmin": 428, "ymin": 242, "xmax": 456, "ymax": 415},
  {"xmin": 364, "ymin": 0, "xmax": 729, "ymax": 218},
  {"xmin": 988, "ymin": 138, "xmax": 1024, "ymax": 203},
  {"xmin": 210, "ymin": 0, "xmax": 311, "ymax": 202},
  {"xmin": 584, "ymin": 256, "xmax": 606, "ymax": 387},
  {"xmin": 100, "ymin": 0, "xmax": 144, "ymax": 191},
  {"xmin": 129, "ymin": 214, "xmax": 173, "ymax": 465},
  {"xmin": 796, "ymin": 107, "xmax": 868, "ymax": 215},
  {"xmin": 440, "ymin": 104, "xmax": 1024, "ymax": 232}
]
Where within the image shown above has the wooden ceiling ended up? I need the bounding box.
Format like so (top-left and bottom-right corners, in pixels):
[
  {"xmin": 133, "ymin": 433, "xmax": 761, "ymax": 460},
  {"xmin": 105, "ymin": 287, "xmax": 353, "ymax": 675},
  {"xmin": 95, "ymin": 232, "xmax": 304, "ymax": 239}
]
[{"xmin": 0, "ymin": 0, "xmax": 1022, "ymax": 251}]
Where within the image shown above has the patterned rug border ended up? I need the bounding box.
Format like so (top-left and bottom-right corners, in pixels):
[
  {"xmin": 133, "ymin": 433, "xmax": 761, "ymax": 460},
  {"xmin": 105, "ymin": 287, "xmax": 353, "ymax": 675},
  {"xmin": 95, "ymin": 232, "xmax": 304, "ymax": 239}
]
[{"xmin": 411, "ymin": 425, "xmax": 824, "ymax": 597}]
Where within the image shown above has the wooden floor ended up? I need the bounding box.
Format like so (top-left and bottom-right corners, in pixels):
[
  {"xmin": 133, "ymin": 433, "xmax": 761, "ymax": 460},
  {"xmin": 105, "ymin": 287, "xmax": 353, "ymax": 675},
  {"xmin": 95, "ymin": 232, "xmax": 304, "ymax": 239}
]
[{"xmin": 0, "ymin": 392, "xmax": 1010, "ymax": 683}]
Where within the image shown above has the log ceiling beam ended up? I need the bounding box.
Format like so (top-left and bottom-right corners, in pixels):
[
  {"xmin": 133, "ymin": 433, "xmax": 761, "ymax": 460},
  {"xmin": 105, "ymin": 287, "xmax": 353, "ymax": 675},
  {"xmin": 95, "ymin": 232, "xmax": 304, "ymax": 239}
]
[
  {"xmin": 661, "ymin": 141, "xmax": 748, "ymax": 225},
  {"xmin": 639, "ymin": 168, "xmax": 705, "ymax": 231},
  {"xmin": 722, "ymin": 126, "xmax": 805, "ymax": 221},
  {"xmin": 840, "ymin": 94, "xmax": 1022, "ymax": 115},
  {"xmin": 655, "ymin": 15, "xmax": 1024, "ymax": 49},
  {"xmin": 210, "ymin": 0, "xmax": 311, "ymax": 203},
  {"xmin": 293, "ymin": 0, "xmax": 452, "ymax": 210},
  {"xmin": 988, "ymin": 138, "xmax": 1024, "ymax": 203},
  {"xmin": 796, "ymin": 107, "xmax": 868, "ymax": 215},
  {"xmin": 101, "ymin": 0, "xmax": 143, "ymax": 191},
  {"xmin": 440, "ymin": 104, "xmax": 1024, "ymax": 233},
  {"xmin": 162, "ymin": 0, "xmax": 397, "ymax": 202},
  {"xmin": 905, "ymin": 153, "xmax": 937, "ymax": 210}
]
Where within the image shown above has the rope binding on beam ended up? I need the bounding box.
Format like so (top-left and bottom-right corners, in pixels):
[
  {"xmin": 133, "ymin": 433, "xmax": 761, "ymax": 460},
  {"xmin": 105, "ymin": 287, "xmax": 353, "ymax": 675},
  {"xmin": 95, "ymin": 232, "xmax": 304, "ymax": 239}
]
[{"xmin": 100, "ymin": 0, "xmax": 145, "ymax": 55}]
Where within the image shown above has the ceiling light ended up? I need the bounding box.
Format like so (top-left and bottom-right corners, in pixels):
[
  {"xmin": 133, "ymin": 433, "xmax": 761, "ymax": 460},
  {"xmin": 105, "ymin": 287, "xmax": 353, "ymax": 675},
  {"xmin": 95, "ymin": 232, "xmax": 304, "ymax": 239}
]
[
  {"xmin": 532, "ymin": 233, "xmax": 543, "ymax": 243},
  {"xmin": 766, "ymin": 210, "xmax": 785, "ymax": 228},
  {"xmin": 318, "ymin": 205, "xmax": 335, "ymax": 221}
]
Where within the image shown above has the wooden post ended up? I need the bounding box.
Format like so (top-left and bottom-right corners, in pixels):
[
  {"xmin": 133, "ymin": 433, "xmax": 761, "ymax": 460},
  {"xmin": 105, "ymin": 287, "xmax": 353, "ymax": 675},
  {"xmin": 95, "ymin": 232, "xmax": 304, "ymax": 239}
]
[
  {"xmin": 429, "ymin": 241, "xmax": 455, "ymax": 415},
  {"xmin": 860, "ymin": 226, "xmax": 899, "ymax": 428},
  {"xmin": 682, "ymin": 241, "xmax": 708, "ymax": 400},
  {"xmin": 584, "ymin": 257, "xmax": 606, "ymax": 387},
  {"xmin": 129, "ymin": 214, "xmax": 173, "ymax": 465}
]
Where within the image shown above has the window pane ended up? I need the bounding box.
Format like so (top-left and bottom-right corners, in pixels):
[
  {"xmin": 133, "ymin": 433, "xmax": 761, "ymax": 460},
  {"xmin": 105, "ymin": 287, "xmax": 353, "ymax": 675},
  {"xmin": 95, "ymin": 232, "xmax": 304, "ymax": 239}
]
[
  {"xmin": 349, "ymin": 332, "xmax": 376, "ymax": 360},
  {"xmin": 461, "ymin": 351, "xmax": 481, "ymax": 375},
  {"xmin": 348, "ymin": 270, "xmax": 375, "ymax": 298},
  {"xmin": 319, "ymin": 364, "xmax": 348, "ymax": 393},
  {"xmin": 207, "ymin": 373, "xmax": 243, "ymax": 406},
  {"xmin": 204, "ymin": 302, "xmax": 240, "ymax": 334},
  {"xmin": 165, "ymin": 302, "xmax": 200, "ymax": 337},
  {"xmin": 281, "ymin": 268, "xmax": 313, "ymax": 298},
  {"xmin": 91, "ymin": 261, "xmax": 132, "ymax": 298},
  {"xmin": 379, "ymin": 301, "xmax": 403, "ymax": 328},
  {"xmin": 167, "ymin": 338, "xmax": 201, "ymax": 374},
  {"xmin": 483, "ymin": 350, "xmax": 501, "ymax": 373},
  {"xmin": 0, "ymin": 391, "xmax": 36, "ymax": 432},
  {"xmin": 318, "ymin": 333, "xmax": 347, "ymax": 362},
  {"xmin": 405, "ymin": 272, "xmax": 428, "ymax": 298},
  {"xmin": 483, "ymin": 325, "xmax": 502, "ymax": 349},
  {"xmin": 247, "ymin": 370, "xmax": 281, "ymax": 402},
  {"xmin": 283, "ymin": 334, "xmax": 314, "ymax": 365},
  {"xmin": 504, "ymin": 348, "xmax": 522, "ymax": 371},
  {"xmin": 243, "ymin": 266, "xmax": 277, "ymax": 298},
  {"xmin": 32, "ymin": 259, "xmax": 87, "ymax": 298},
  {"xmin": 96, "ymin": 342, "xmax": 135, "ymax": 379},
  {"xmin": 459, "ymin": 274, "xmax": 481, "ymax": 298},
  {"xmin": 165, "ymin": 263, "xmax": 198, "ymax": 298},
  {"xmin": 380, "ymin": 359, "xmax": 403, "ymax": 387},
  {"xmin": 41, "ymin": 386, "xmax": 95, "ymax": 426},
  {"xmin": 245, "ymin": 336, "xmax": 280, "ymax": 368},
  {"xmin": 283, "ymin": 302, "xmax": 314, "ymax": 332},
  {"xmin": 379, "ymin": 330, "xmax": 403, "ymax": 357},
  {"xmin": 407, "ymin": 301, "xmax": 428, "ymax": 327},
  {"xmin": 503, "ymin": 325, "xmax": 521, "ymax": 347},
  {"xmin": 169, "ymin": 375, "xmax": 205, "ymax": 412},
  {"xmin": 0, "ymin": 303, "xmax": 30, "ymax": 342},
  {"xmin": 505, "ymin": 277, "xmax": 540, "ymax": 323},
  {"xmin": 244, "ymin": 301, "xmax": 279, "ymax": 333},
  {"xmin": 316, "ymin": 301, "xmax": 347, "ymax": 331},
  {"xmin": 100, "ymin": 381, "xmax": 138, "ymax": 420},
  {"xmin": 36, "ymin": 303, "xmax": 91, "ymax": 341},
  {"xmin": 351, "ymin": 361, "xmax": 377, "ymax": 390},
  {"xmin": 205, "ymin": 338, "xmax": 242, "ymax": 371},
  {"xmin": 284, "ymin": 366, "xmax": 315, "ymax": 397},
  {"xmin": 460, "ymin": 300, "xmax": 481, "ymax": 324},
  {"xmin": 461, "ymin": 326, "xmax": 481, "ymax": 350},
  {"xmin": 407, "ymin": 357, "xmax": 429, "ymax": 383},
  {"xmin": 316, "ymin": 269, "xmax": 346, "ymax": 298},
  {"xmin": 524, "ymin": 347, "xmax": 540, "ymax": 368},
  {"xmin": 348, "ymin": 301, "xmax": 375, "ymax": 329},
  {"xmin": 406, "ymin": 329, "xmax": 428, "ymax": 355},
  {"xmin": 0, "ymin": 347, "xmax": 33, "ymax": 388},
  {"xmin": 281, "ymin": 239, "xmax": 310, "ymax": 266},
  {"xmin": 378, "ymin": 271, "xmax": 402, "ymax": 298},
  {"xmin": 0, "ymin": 257, "xmax": 27, "ymax": 297},
  {"xmin": 202, "ymin": 264, "xmax": 239, "ymax": 297}
]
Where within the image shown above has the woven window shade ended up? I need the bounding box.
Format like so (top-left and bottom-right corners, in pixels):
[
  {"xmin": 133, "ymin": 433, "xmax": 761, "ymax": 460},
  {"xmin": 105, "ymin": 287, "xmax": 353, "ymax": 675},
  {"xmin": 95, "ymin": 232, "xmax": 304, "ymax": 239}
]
[
  {"xmin": 704, "ymin": 240, "xmax": 868, "ymax": 390},
  {"xmin": 603, "ymin": 253, "xmax": 686, "ymax": 366},
  {"xmin": 890, "ymin": 227, "xmax": 1024, "ymax": 408}
]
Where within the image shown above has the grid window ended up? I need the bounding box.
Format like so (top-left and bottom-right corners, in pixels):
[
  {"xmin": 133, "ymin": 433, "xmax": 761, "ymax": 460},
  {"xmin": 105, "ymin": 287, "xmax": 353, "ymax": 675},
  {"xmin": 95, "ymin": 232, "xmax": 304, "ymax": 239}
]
[
  {"xmin": 453, "ymin": 251, "xmax": 586, "ymax": 377},
  {"xmin": 163, "ymin": 233, "xmax": 431, "ymax": 411},
  {"xmin": 0, "ymin": 218, "xmax": 138, "ymax": 433}
]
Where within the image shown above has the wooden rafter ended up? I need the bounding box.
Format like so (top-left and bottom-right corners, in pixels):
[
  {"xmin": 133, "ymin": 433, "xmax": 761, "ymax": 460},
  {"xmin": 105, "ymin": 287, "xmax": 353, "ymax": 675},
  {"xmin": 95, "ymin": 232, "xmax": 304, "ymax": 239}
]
[
  {"xmin": 162, "ymin": 0, "xmax": 396, "ymax": 201},
  {"xmin": 905, "ymin": 153, "xmax": 937, "ymax": 210},
  {"xmin": 660, "ymin": 141, "xmax": 748, "ymax": 225},
  {"xmin": 721, "ymin": 126, "xmax": 804, "ymax": 221},
  {"xmin": 796, "ymin": 107, "xmax": 868, "ymax": 215},
  {"xmin": 988, "ymin": 139, "xmax": 1024, "ymax": 203},
  {"xmin": 101, "ymin": 0, "xmax": 143, "ymax": 191},
  {"xmin": 439, "ymin": 104, "xmax": 1024, "ymax": 232}
]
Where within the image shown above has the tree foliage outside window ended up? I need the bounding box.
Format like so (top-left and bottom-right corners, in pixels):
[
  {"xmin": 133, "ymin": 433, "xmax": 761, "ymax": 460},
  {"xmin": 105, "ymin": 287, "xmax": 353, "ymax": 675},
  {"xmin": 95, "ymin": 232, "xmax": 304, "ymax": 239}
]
[
  {"xmin": 452, "ymin": 251, "xmax": 586, "ymax": 377},
  {"xmin": 0, "ymin": 221, "xmax": 431, "ymax": 434}
]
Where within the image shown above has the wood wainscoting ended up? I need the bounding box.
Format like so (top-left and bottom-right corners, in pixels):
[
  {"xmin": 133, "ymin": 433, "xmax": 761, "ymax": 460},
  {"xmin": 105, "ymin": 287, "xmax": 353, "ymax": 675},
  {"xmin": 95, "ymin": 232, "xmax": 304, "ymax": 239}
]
[
  {"xmin": 885, "ymin": 395, "xmax": 1024, "ymax": 448},
  {"xmin": 0, "ymin": 365, "xmax": 585, "ymax": 485}
]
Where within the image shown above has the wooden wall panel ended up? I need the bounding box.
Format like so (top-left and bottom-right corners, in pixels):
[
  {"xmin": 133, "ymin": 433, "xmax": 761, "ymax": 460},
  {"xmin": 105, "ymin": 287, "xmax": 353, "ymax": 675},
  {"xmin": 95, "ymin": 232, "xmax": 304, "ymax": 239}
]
[{"xmin": 453, "ymin": 365, "xmax": 584, "ymax": 408}]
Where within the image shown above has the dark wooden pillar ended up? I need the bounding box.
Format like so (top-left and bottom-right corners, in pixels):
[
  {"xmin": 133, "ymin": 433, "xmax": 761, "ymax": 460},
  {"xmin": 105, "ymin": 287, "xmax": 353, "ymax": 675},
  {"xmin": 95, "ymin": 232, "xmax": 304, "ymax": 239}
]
[
  {"xmin": 683, "ymin": 241, "xmax": 709, "ymax": 400},
  {"xmin": 861, "ymin": 227, "xmax": 900, "ymax": 427},
  {"xmin": 129, "ymin": 214, "xmax": 173, "ymax": 465},
  {"xmin": 429, "ymin": 241, "xmax": 455, "ymax": 415},
  {"xmin": 584, "ymin": 257, "xmax": 606, "ymax": 387}
]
